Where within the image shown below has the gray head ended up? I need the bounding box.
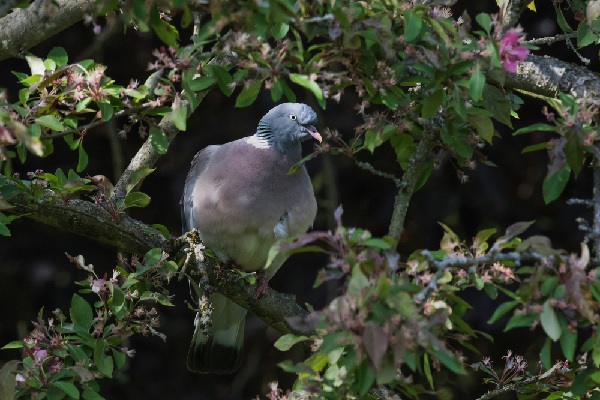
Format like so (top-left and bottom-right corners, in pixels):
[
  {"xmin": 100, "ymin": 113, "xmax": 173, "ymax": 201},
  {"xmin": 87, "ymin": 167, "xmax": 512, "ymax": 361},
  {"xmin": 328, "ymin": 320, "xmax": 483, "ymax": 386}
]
[{"xmin": 255, "ymin": 103, "xmax": 321, "ymax": 152}]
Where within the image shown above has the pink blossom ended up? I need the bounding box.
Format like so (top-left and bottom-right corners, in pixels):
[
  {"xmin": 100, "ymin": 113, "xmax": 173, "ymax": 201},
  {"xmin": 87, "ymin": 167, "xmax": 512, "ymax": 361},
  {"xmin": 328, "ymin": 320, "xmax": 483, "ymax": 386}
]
[
  {"xmin": 499, "ymin": 29, "xmax": 529, "ymax": 73},
  {"xmin": 91, "ymin": 278, "xmax": 106, "ymax": 293}
]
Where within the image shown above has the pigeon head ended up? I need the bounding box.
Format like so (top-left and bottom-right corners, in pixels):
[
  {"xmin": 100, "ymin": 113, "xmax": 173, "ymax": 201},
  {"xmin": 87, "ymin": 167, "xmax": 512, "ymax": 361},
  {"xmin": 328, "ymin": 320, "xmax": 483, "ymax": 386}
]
[{"xmin": 255, "ymin": 103, "xmax": 322, "ymax": 152}]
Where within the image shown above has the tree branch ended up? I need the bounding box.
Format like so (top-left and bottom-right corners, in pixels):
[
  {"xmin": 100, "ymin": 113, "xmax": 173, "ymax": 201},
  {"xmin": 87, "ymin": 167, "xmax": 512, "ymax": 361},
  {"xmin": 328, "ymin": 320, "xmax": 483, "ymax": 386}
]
[
  {"xmin": 387, "ymin": 125, "xmax": 437, "ymax": 246},
  {"xmin": 6, "ymin": 188, "xmax": 309, "ymax": 336},
  {"xmin": 506, "ymin": 54, "xmax": 600, "ymax": 99},
  {"xmin": 0, "ymin": 0, "xmax": 102, "ymax": 61}
]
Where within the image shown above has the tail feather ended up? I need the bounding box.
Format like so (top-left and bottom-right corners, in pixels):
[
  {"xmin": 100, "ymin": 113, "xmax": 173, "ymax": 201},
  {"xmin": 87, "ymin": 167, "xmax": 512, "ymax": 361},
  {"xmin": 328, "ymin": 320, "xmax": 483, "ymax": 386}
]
[{"xmin": 187, "ymin": 293, "xmax": 247, "ymax": 374}]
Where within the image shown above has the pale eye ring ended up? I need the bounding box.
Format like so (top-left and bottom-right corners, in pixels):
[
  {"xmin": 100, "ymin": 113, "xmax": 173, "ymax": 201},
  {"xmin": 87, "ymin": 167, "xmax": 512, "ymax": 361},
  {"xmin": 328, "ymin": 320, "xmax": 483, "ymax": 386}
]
[{"xmin": 289, "ymin": 114, "xmax": 297, "ymax": 120}]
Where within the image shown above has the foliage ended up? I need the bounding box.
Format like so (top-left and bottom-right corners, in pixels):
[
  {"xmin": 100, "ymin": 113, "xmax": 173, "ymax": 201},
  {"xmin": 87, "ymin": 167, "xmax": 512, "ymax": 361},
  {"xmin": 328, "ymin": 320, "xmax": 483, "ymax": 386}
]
[
  {"xmin": 0, "ymin": 249, "xmax": 176, "ymax": 400},
  {"xmin": 2, "ymin": 0, "xmax": 600, "ymax": 399}
]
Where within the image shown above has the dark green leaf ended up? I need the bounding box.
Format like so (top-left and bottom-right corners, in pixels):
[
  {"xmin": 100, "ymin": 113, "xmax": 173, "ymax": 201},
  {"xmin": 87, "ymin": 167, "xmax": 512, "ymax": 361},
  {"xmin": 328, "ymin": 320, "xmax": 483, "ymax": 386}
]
[
  {"xmin": 513, "ymin": 123, "xmax": 556, "ymax": 135},
  {"xmin": 70, "ymin": 293, "xmax": 93, "ymax": 331},
  {"xmin": 469, "ymin": 115, "xmax": 494, "ymax": 143},
  {"xmin": 189, "ymin": 76, "xmax": 215, "ymax": 91},
  {"xmin": 559, "ymin": 317, "xmax": 577, "ymax": 361},
  {"xmin": 487, "ymin": 300, "xmax": 520, "ymax": 324},
  {"xmin": 209, "ymin": 65, "xmax": 234, "ymax": 97},
  {"xmin": 543, "ymin": 166, "xmax": 571, "ymax": 204},
  {"xmin": 403, "ymin": 9, "xmax": 423, "ymax": 42},
  {"xmin": 126, "ymin": 166, "xmax": 155, "ymax": 194},
  {"xmin": 504, "ymin": 312, "xmax": 536, "ymax": 331},
  {"xmin": 149, "ymin": 126, "xmax": 169, "ymax": 154},
  {"xmin": 47, "ymin": 47, "xmax": 68, "ymax": 67},
  {"xmin": 97, "ymin": 101, "xmax": 113, "ymax": 122},
  {"xmin": 124, "ymin": 192, "xmax": 151, "ymax": 208},
  {"xmin": 469, "ymin": 67, "xmax": 485, "ymax": 102},
  {"xmin": 577, "ymin": 21, "xmax": 597, "ymax": 47},
  {"xmin": 422, "ymin": 88, "xmax": 443, "ymax": 118},
  {"xmin": 77, "ymin": 142, "xmax": 88, "ymax": 172},
  {"xmin": 235, "ymin": 80, "xmax": 263, "ymax": 108},
  {"xmin": 82, "ymin": 388, "xmax": 105, "ymax": 400},
  {"xmin": 150, "ymin": 18, "xmax": 179, "ymax": 48},
  {"xmin": 540, "ymin": 337, "xmax": 552, "ymax": 369},
  {"xmin": 35, "ymin": 115, "xmax": 64, "ymax": 131},
  {"xmin": 94, "ymin": 340, "xmax": 113, "ymax": 377},
  {"xmin": 51, "ymin": 381, "xmax": 79, "ymax": 399}
]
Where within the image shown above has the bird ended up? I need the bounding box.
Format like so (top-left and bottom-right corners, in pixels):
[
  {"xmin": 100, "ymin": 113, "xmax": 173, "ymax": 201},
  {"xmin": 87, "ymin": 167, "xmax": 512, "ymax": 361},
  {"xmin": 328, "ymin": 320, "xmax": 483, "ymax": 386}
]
[{"xmin": 181, "ymin": 102, "xmax": 321, "ymax": 374}]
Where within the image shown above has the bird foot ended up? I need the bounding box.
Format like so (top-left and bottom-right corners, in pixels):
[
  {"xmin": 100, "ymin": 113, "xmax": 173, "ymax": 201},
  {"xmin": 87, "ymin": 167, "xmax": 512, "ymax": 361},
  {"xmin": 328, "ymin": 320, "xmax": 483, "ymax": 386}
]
[{"xmin": 254, "ymin": 271, "xmax": 269, "ymax": 299}]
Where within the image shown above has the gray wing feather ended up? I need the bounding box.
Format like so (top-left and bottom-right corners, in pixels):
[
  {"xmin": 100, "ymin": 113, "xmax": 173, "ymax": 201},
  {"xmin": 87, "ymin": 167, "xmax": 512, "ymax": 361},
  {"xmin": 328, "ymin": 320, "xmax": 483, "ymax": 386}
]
[{"xmin": 181, "ymin": 145, "xmax": 219, "ymax": 233}]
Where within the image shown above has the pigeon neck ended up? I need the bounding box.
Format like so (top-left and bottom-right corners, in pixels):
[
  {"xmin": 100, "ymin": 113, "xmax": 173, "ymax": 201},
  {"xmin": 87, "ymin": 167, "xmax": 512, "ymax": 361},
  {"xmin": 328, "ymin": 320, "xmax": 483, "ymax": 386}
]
[{"xmin": 251, "ymin": 121, "xmax": 274, "ymax": 148}]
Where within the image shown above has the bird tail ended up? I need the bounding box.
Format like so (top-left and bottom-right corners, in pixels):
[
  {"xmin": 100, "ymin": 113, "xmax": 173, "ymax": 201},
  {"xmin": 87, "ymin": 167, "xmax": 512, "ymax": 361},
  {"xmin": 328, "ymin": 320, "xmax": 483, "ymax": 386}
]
[{"xmin": 187, "ymin": 293, "xmax": 247, "ymax": 374}]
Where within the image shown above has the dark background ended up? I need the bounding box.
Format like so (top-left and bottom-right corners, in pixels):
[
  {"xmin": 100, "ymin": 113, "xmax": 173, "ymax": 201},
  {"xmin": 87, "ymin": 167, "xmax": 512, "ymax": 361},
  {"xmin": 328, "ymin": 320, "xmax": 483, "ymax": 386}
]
[{"xmin": 1, "ymin": 2, "xmax": 597, "ymax": 399}]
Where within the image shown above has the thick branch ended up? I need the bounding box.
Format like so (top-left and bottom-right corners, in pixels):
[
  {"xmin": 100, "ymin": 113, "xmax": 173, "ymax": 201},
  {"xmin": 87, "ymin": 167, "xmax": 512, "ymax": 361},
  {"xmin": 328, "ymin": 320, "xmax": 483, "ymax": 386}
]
[
  {"xmin": 6, "ymin": 189, "xmax": 309, "ymax": 335},
  {"xmin": 506, "ymin": 54, "xmax": 600, "ymax": 98},
  {"xmin": 10, "ymin": 190, "xmax": 169, "ymax": 255},
  {"xmin": 0, "ymin": 0, "xmax": 100, "ymax": 61}
]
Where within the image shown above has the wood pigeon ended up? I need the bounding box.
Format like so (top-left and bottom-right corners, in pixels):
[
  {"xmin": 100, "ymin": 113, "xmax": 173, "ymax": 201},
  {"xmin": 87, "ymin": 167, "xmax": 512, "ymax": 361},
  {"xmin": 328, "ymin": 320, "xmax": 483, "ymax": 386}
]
[{"xmin": 181, "ymin": 103, "xmax": 321, "ymax": 374}]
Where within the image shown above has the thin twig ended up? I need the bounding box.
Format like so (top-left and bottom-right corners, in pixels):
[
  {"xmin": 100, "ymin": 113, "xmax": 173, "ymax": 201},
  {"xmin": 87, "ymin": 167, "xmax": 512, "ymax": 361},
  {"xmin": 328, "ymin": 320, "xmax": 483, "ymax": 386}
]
[
  {"xmin": 524, "ymin": 32, "xmax": 578, "ymax": 45},
  {"xmin": 355, "ymin": 160, "xmax": 401, "ymax": 188}
]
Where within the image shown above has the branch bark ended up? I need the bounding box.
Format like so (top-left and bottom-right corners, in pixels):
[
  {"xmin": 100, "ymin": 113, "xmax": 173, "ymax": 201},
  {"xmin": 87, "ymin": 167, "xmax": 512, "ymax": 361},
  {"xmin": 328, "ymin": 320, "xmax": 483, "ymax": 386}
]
[
  {"xmin": 0, "ymin": 0, "xmax": 100, "ymax": 61},
  {"xmin": 7, "ymin": 188, "xmax": 309, "ymax": 335},
  {"xmin": 387, "ymin": 125, "xmax": 437, "ymax": 246}
]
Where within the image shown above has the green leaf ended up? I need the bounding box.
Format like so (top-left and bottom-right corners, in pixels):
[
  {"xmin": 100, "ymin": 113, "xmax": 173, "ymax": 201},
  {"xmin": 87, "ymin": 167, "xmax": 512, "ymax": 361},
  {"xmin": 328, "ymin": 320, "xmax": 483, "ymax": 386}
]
[
  {"xmin": 94, "ymin": 340, "xmax": 113, "ymax": 377},
  {"xmin": 112, "ymin": 348, "xmax": 127, "ymax": 369},
  {"xmin": 513, "ymin": 123, "xmax": 556, "ymax": 135},
  {"xmin": 70, "ymin": 293, "xmax": 94, "ymax": 331},
  {"xmin": 422, "ymin": 88, "xmax": 443, "ymax": 118},
  {"xmin": 274, "ymin": 334, "xmax": 310, "ymax": 351},
  {"xmin": 97, "ymin": 100, "xmax": 113, "ymax": 122},
  {"xmin": 189, "ymin": 76, "xmax": 215, "ymax": 92},
  {"xmin": 1, "ymin": 340, "xmax": 24, "ymax": 349},
  {"xmin": 0, "ymin": 360, "xmax": 19, "ymax": 400},
  {"xmin": 124, "ymin": 191, "xmax": 151, "ymax": 208},
  {"xmin": 51, "ymin": 381, "xmax": 79, "ymax": 399},
  {"xmin": 25, "ymin": 53, "xmax": 46, "ymax": 75},
  {"xmin": 77, "ymin": 142, "xmax": 88, "ymax": 172},
  {"xmin": 487, "ymin": 300, "xmax": 520, "ymax": 324},
  {"xmin": 209, "ymin": 65, "xmax": 234, "ymax": 96},
  {"xmin": 289, "ymin": 74, "xmax": 325, "ymax": 109},
  {"xmin": 403, "ymin": 9, "xmax": 423, "ymax": 42},
  {"xmin": 543, "ymin": 166, "xmax": 571, "ymax": 204},
  {"xmin": 126, "ymin": 166, "xmax": 155, "ymax": 194},
  {"xmin": 235, "ymin": 80, "xmax": 263, "ymax": 108},
  {"xmin": 504, "ymin": 312, "xmax": 536, "ymax": 331},
  {"xmin": 150, "ymin": 17, "xmax": 179, "ymax": 48},
  {"xmin": 423, "ymin": 354, "xmax": 434, "ymax": 389},
  {"xmin": 475, "ymin": 13, "xmax": 492, "ymax": 32},
  {"xmin": 522, "ymin": 142, "xmax": 548, "ymax": 153},
  {"xmin": 577, "ymin": 21, "xmax": 597, "ymax": 47},
  {"xmin": 271, "ymin": 22, "xmax": 289, "ymax": 40},
  {"xmin": 559, "ymin": 317, "xmax": 577, "ymax": 361},
  {"xmin": 469, "ymin": 67, "xmax": 485, "ymax": 102},
  {"xmin": 565, "ymin": 131, "xmax": 585, "ymax": 177},
  {"xmin": 170, "ymin": 94, "xmax": 187, "ymax": 131},
  {"xmin": 149, "ymin": 126, "xmax": 169, "ymax": 155},
  {"xmin": 431, "ymin": 347, "xmax": 466, "ymax": 374},
  {"xmin": 47, "ymin": 47, "xmax": 68, "ymax": 66},
  {"xmin": 469, "ymin": 115, "xmax": 494, "ymax": 143},
  {"xmin": 540, "ymin": 337, "xmax": 552, "ymax": 369},
  {"xmin": 540, "ymin": 300, "xmax": 561, "ymax": 341},
  {"xmin": 82, "ymin": 388, "xmax": 105, "ymax": 400},
  {"xmin": 35, "ymin": 115, "xmax": 65, "ymax": 131}
]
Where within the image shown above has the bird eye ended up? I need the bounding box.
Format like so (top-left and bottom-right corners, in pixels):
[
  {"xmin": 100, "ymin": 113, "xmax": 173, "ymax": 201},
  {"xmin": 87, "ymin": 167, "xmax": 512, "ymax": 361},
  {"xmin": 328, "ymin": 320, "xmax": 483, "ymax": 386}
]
[{"xmin": 289, "ymin": 114, "xmax": 297, "ymax": 120}]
